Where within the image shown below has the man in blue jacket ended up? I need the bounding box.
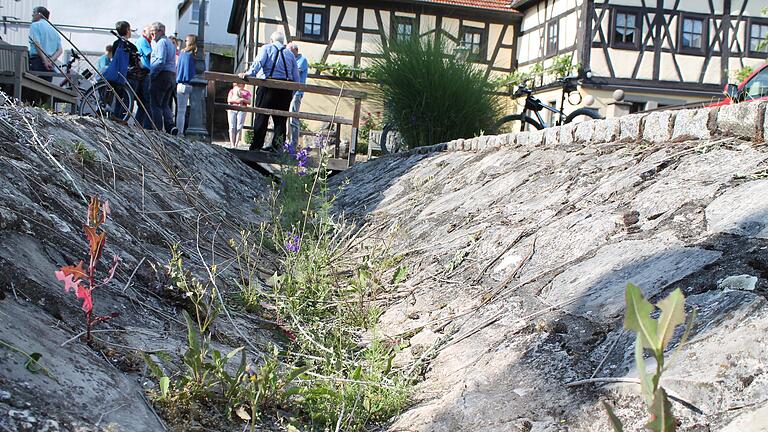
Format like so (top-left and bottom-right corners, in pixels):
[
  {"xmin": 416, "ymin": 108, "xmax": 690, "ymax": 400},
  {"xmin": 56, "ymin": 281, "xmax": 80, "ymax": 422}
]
[
  {"xmin": 149, "ymin": 22, "xmax": 177, "ymax": 134},
  {"xmin": 134, "ymin": 25, "xmax": 153, "ymax": 128},
  {"xmin": 239, "ymin": 31, "xmax": 299, "ymax": 151}
]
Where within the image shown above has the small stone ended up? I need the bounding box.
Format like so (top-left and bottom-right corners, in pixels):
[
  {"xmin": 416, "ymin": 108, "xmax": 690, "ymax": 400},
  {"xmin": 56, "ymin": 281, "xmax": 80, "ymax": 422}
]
[
  {"xmin": 0, "ymin": 389, "xmax": 10, "ymax": 401},
  {"xmin": 642, "ymin": 111, "xmax": 675, "ymax": 143},
  {"xmin": 544, "ymin": 127, "xmax": 560, "ymax": 146},
  {"xmin": 8, "ymin": 409, "xmax": 37, "ymax": 424},
  {"xmin": 672, "ymin": 107, "xmax": 715, "ymax": 141},
  {"xmin": 559, "ymin": 123, "xmax": 576, "ymax": 145},
  {"xmin": 622, "ymin": 210, "xmax": 640, "ymax": 226},
  {"xmin": 476, "ymin": 135, "xmax": 489, "ymax": 151},
  {"xmin": 516, "ymin": 132, "xmax": 530, "ymax": 146},
  {"xmin": 574, "ymin": 121, "xmax": 596, "ymax": 143},
  {"xmin": 529, "ymin": 130, "xmax": 545, "ymax": 146},
  {"xmin": 717, "ymin": 101, "xmax": 766, "ymax": 141},
  {"xmin": 718, "ymin": 275, "xmax": 758, "ymax": 291},
  {"xmin": 512, "ymin": 388, "xmax": 534, "ymax": 397},
  {"xmin": 593, "ymin": 118, "xmax": 620, "ymax": 143},
  {"xmin": 39, "ymin": 419, "xmax": 61, "ymax": 432},
  {"xmin": 619, "ymin": 114, "xmax": 644, "ymax": 142}
]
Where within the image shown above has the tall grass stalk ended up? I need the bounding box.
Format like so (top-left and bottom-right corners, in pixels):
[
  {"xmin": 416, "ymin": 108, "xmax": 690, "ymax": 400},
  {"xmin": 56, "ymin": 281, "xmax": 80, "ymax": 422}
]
[{"xmin": 370, "ymin": 36, "xmax": 504, "ymax": 148}]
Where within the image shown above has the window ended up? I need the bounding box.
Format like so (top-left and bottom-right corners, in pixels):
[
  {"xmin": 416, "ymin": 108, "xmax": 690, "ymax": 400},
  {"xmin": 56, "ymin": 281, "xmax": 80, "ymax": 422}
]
[
  {"xmin": 392, "ymin": 16, "xmax": 415, "ymax": 42},
  {"xmin": 460, "ymin": 26, "xmax": 485, "ymax": 60},
  {"xmin": 298, "ymin": 5, "xmax": 327, "ymax": 42},
  {"xmin": 546, "ymin": 21, "xmax": 559, "ymax": 56},
  {"xmin": 749, "ymin": 21, "xmax": 768, "ymax": 55},
  {"xmin": 680, "ymin": 16, "xmax": 705, "ymax": 53},
  {"xmin": 612, "ymin": 10, "xmax": 640, "ymax": 48},
  {"xmin": 741, "ymin": 67, "xmax": 768, "ymax": 100}
]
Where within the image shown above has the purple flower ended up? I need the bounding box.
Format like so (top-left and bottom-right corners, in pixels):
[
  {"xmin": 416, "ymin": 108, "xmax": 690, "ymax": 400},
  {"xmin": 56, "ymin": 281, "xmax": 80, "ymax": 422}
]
[
  {"xmin": 283, "ymin": 141, "xmax": 297, "ymax": 158},
  {"xmin": 285, "ymin": 233, "xmax": 301, "ymax": 253},
  {"xmin": 313, "ymin": 131, "xmax": 327, "ymax": 149}
]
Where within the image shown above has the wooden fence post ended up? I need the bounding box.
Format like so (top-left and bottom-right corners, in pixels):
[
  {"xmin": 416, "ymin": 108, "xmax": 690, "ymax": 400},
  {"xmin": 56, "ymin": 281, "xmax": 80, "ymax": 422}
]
[
  {"xmin": 350, "ymin": 97, "xmax": 362, "ymax": 167},
  {"xmin": 206, "ymin": 80, "xmax": 216, "ymax": 138}
]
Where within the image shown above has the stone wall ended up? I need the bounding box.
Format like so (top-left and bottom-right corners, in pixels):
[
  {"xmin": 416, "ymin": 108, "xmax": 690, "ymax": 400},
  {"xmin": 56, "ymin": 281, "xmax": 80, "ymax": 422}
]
[
  {"xmin": 388, "ymin": 101, "xmax": 767, "ymax": 156},
  {"xmin": 333, "ymin": 102, "xmax": 768, "ymax": 431}
]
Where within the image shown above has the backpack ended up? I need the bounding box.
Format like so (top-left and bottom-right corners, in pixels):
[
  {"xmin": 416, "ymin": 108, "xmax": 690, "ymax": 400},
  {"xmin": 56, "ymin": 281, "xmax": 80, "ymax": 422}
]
[{"xmin": 102, "ymin": 40, "xmax": 129, "ymax": 85}]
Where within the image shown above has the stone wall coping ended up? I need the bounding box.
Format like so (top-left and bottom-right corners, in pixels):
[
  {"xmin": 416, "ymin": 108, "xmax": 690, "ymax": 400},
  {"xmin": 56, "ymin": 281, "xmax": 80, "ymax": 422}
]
[{"xmin": 389, "ymin": 103, "xmax": 766, "ymax": 159}]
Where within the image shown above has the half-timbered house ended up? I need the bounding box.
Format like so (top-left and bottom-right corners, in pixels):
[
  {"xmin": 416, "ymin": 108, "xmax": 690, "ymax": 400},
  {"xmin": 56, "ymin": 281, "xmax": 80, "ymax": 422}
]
[
  {"xmin": 226, "ymin": 0, "xmax": 522, "ymax": 127},
  {"xmin": 514, "ymin": 0, "xmax": 768, "ymax": 115}
]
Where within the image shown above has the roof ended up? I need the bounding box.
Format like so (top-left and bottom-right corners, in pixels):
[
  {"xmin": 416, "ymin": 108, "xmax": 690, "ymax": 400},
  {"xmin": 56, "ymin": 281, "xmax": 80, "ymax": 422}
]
[
  {"xmin": 510, "ymin": 0, "xmax": 542, "ymax": 10},
  {"xmin": 228, "ymin": 0, "xmax": 519, "ymax": 34},
  {"xmin": 416, "ymin": 0, "xmax": 517, "ymax": 11}
]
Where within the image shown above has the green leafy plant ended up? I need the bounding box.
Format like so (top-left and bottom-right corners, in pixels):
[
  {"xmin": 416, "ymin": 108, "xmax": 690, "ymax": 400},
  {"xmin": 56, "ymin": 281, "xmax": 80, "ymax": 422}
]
[
  {"xmin": 733, "ymin": 65, "xmax": 754, "ymax": 83},
  {"xmin": 604, "ymin": 283, "xmax": 696, "ymax": 432},
  {"xmin": 370, "ymin": 36, "xmax": 504, "ymax": 148},
  {"xmin": 493, "ymin": 54, "xmax": 577, "ymax": 90},
  {"xmin": 243, "ymin": 129, "xmax": 254, "ymax": 146},
  {"xmin": 0, "ymin": 339, "xmax": 56, "ymax": 380},
  {"xmin": 357, "ymin": 111, "xmax": 382, "ymax": 154},
  {"xmin": 229, "ymin": 227, "xmax": 268, "ymax": 312},
  {"xmin": 311, "ymin": 61, "xmax": 371, "ymax": 80},
  {"xmin": 55, "ymin": 195, "xmax": 120, "ymax": 344},
  {"xmin": 72, "ymin": 141, "xmax": 96, "ymax": 166},
  {"xmin": 235, "ymin": 345, "xmax": 311, "ymax": 431}
]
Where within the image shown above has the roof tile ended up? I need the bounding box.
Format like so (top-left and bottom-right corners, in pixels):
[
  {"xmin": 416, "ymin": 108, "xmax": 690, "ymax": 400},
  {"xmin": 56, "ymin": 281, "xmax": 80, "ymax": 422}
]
[{"xmin": 416, "ymin": 0, "xmax": 517, "ymax": 12}]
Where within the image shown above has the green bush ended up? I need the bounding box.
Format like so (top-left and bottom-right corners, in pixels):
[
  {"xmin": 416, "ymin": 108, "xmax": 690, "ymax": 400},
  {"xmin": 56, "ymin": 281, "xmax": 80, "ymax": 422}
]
[
  {"xmin": 243, "ymin": 130, "xmax": 254, "ymax": 146},
  {"xmin": 370, "ymin": 36, "xmax": 504, "ymax": 149}
]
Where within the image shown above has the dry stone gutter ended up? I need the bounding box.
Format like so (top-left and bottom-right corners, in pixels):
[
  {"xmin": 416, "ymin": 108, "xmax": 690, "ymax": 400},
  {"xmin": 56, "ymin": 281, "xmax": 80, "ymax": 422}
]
[
  {"xmin": 0, "ymin": 105, "xmax": 275, "ymax": 431},
  {"xmin": 333, "ymin": 103, "xmax": 768, "ymax": 431}
]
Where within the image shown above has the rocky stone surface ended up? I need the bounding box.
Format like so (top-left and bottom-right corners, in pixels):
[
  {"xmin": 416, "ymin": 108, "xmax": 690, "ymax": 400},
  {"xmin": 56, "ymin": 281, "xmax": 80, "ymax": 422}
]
[
  {"xmin": 4, "ymin": 94, "xmax": 768, "ymax": 432},
  {"xmin": 0, "ymin": 105, "xmax": 273, "ymax": 431},
  {"xmin": 333, "ymin": 107, "xmax": 768, "ymax": 431}
]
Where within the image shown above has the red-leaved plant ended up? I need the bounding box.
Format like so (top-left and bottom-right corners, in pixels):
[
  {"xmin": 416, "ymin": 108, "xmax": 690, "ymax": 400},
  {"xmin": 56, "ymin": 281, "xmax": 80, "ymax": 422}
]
[{"xmin": 55, "ymin": 195, "xmax": 120, "ymax": 344}]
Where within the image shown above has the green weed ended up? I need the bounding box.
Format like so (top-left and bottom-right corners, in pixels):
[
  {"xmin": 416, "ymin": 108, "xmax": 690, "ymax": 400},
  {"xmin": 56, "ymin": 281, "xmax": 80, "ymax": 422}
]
[
  {"xmin": 604, "ymin": 283, "xmax": 696, "ymax": 432},
  {"xmin": 370, "ymin": 36, "xmax": 504, "ymax": 148},
  {"xmin": 72, "ymin": 141, "xmax": 96, "ymax": 166}
]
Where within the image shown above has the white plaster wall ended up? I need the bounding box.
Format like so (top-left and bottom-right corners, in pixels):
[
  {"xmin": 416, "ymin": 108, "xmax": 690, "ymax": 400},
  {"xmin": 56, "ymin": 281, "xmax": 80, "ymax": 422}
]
[
  {"xmin": 2, "ymin": 0, "xmax": 180, "ymax": 58},
  {"xmin": 342, "ymin": 7, "xmax": 357, "ymax": 28},
  {"xmin": 675, "ymin": 0, "xmax": 711, "ymax": 14},
  {"xmin": 177, "ymin": 0, "xmax": 236, "ymax": 47}
]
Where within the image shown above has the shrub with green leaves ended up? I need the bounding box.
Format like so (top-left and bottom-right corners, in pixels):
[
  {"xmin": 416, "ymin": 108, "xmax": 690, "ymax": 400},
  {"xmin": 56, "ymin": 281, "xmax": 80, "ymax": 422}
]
[
  {"xmin": 604, "ymin": 283, "xmax": 696, "ymax": 432},
  {"xmin": 733, "ymin": 65, "xmax": 754, "ymax": 83},
  {"xmin": 370, "ymin": 36, "xmax": 504, "ymax": 148}
]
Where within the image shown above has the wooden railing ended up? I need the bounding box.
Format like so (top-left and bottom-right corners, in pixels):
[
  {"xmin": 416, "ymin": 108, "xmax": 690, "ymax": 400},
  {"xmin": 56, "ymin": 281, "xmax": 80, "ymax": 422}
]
[{"xmin": 204, "ymin": 71, "xmax": 367, "ymax": 170}]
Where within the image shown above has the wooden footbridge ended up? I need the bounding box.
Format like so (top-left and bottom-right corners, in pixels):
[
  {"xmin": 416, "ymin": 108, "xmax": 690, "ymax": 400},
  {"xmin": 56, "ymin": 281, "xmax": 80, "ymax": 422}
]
[{"xmin": 204, "ymin": 72, "xmax": 367, "ymax": 171}]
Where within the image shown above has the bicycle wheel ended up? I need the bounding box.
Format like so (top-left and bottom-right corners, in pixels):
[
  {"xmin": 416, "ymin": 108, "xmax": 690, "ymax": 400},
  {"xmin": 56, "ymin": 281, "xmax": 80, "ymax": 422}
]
[
  {"xmin": 496, "ymin": 114, "xmax": 544, "ymax": 131},
  {"xmin": 78, "ymin": 81, "xmax": 135, "ymax": 122},
  {"xmin": 564, "ymin": 108, "xmax": 602, "ymax": 124},
  {"xmin": 379, "ymin": 123, "xmax": 402, "ymax": 154}
]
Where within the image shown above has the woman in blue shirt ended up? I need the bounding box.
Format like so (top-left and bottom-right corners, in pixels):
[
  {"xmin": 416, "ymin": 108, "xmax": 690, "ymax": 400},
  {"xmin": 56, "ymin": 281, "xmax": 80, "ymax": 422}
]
[
  {"xmin": 175, "ymin": 34, "xmax": 197, "ymax": 137},
  {"xmin": 96, "ymin": 45, "xmax": 112, "ymax": 73}
]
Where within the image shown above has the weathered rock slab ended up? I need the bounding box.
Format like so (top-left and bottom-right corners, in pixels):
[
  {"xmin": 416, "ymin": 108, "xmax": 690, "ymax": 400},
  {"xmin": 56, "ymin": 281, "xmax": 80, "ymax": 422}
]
[{"xmin": 706, "ymin": 179, "xmax": 768, "ymax": 238}]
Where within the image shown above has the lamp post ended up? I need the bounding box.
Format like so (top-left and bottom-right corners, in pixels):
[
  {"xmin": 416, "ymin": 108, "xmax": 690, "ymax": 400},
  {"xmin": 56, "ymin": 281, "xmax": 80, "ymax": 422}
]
[{"xmin": 185, "ymin": 0, "xmax": 209, "ymax": 141}]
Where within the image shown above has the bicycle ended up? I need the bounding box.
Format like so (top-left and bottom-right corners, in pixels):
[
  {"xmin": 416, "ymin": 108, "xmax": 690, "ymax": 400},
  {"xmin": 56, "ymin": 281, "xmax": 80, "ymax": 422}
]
[
  {"xmin": 497, "ymin": 73, "xmax": 602, "ymax": 131},
  {"xmin": 77, "ymin": 31, "xmax": 139, "ymax": 122}
]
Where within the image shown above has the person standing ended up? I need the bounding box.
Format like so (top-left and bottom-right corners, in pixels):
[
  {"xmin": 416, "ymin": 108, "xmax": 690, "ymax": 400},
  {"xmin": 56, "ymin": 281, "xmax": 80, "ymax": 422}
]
[
  {"xmin": 148, "ymin": 22, "xmax": 177, "ymax": 134},
  {"xmin": 175, "ymin": 34, "xmax": 197, "ymax": 137},
  {"xmin": 226, "ymin": 82, "xmax": 251, "ymax": 147},
  {"xmin": 96, "ymin": 45, "xmax": 112, "ymax": 72},
  {"xmin": 102, "ymin": 21, "xmax": 138, "ymax": 120},
  {"xmin": 287, "ymin": 42, "xmax": 308, "ymax": 147},
  {"xmin": 103, "ymin": 21, "xmax": 135, "ymax": 85},
  {"xmin": 238, "ymin": 31, "xmax": 299, "ymax": 151},
  {"xmin": 134, "ymin": 25, "xmax": 153, "ymax": 128},
  {"xmin": 28, "ymin": 6, "xmax": 62, "ymax": 82}
]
